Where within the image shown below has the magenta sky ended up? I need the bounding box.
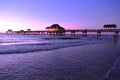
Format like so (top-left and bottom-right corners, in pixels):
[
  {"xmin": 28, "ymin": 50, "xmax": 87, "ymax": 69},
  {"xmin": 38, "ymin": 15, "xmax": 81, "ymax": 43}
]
[{"xmin": 0, "ymin": 0, "xmax": 120, "ymax": 32}]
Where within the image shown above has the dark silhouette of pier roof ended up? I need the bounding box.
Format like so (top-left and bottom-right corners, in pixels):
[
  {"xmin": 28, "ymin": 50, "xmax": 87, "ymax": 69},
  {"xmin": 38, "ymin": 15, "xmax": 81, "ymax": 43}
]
[
  {"xmin": 46, "ymin": 24, "xmax": 65, "ymax": 30},
  {"xmin": 103, "ymin": 24, "xmax": 116, "ymax": 28}
]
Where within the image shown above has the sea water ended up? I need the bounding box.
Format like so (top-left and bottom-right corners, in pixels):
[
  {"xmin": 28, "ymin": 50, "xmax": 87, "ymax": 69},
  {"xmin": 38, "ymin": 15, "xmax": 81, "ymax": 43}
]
[
  {"xmin": 0, "ymin": 34, "xmax": 105, "ymax": 54},
  {"xmin": 0, "ymin": 34, "xmax": 120, "ymax": 80}
]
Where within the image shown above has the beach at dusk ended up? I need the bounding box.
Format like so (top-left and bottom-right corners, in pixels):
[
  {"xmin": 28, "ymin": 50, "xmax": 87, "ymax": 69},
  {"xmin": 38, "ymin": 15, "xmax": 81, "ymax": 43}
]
[
  {"xmin": 0, "ymin": 34, "xmax": 120, "ymax": 80},
  {"xmin": 0, "ymin": 0, "xmax": 120, "ymax": 80}
]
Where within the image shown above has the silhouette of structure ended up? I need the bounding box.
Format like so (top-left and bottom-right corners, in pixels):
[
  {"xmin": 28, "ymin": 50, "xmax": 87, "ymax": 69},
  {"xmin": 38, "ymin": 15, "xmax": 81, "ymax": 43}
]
[
  {"xmin": 6, "ymin": 29, "xmax": 13, "ymax": 34},
  {"xmin": 46, "ymin": 24, "xmax": 65, "ymax": 35},
  {"xmin": 6, "ymin": 24, "xmax": 120, "ymax": 37},
  {"xmin": 103, "ymin": 24, "xmax": 116, "ymax": 29},
  {"xmin": 26, "ymin": 29, "xmax": 31, "ymax": 31}
]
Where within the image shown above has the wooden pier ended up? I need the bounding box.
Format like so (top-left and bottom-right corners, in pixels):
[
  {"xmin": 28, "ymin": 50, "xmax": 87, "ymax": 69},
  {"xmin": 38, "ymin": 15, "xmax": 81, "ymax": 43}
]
[
  {"xmin": 6, "ymin": 24, "xmax": 120, "ymax": 37},
  {"xmin": 6, "ymin": 29, "xmax": 120, "ymax": 37},
  {"xmin": 65, "ymin": 29, "xmax": 120, "ymax": 36}
]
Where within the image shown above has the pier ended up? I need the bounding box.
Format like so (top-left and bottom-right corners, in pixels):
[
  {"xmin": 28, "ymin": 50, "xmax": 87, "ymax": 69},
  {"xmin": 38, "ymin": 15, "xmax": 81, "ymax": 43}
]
[
  {"xmin": 6, "ymin": 24, "xmax": 120, "ymax": 37},
  {"xmin": 6, "ymin": 29, "xmax": 120, "ymax": 37}
]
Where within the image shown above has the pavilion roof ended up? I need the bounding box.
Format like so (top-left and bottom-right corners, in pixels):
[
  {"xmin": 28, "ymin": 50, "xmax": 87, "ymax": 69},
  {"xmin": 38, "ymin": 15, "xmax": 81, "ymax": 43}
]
[
  {"xmin": 103, "ymin": 24, "xmax": 116, "ymax": 28},
  {"xmin": 46, "ymin": 24, "xmax": 65, "ymax": 30}
]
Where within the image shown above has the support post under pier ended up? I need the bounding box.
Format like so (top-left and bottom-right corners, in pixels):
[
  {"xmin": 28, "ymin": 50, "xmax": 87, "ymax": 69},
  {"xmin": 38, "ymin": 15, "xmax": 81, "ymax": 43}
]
[
  {"xmin": 97, "ymin": 31, "xmax": 101, "ymax": 38},
  {"xmin": 82, "ymin": 31, "xmax": 87, "ymax": 37},
  {"xmin": 115, "ymin": 31, "xmax": 119, "ymax": 38},
  {"xmin": 71, "ymin": 31, "xmax": 75, "ymax": 36}
]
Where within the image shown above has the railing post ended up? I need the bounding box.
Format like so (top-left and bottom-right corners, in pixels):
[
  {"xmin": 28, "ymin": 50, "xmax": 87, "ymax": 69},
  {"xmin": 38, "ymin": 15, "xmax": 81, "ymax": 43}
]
[
  {"xmin": 115, "ymin": 31, "xmax": 119, "ymax": 38},
  {"xmin": 71, "ymin": 30, "xmax": 75, "ymax": 36},
  {"xmin": 82, "ymin": 30, "xmax": 87, "ymax": 37},
  {"xmin": 97, "ymin": 31, "xmax": 101, "ymax": 38}
]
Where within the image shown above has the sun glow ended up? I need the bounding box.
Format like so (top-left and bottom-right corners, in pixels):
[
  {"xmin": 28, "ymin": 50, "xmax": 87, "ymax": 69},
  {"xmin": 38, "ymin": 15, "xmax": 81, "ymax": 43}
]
[
  {"xmin": 0, "ymin": 22, "xmax": 23, "ymax": 33},
  {"xmin": 0, "ymin": 17, "xmax": 51, "ymax": 33}
]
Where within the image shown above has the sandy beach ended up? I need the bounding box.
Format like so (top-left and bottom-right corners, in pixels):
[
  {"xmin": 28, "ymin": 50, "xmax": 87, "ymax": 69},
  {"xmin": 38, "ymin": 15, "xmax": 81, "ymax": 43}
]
[
  {"xmin": 0, "ymin": 40, "xmax": 120, "ymax": 80},
  {"xmin": 0, "ymin": 0, "xmax": 120, "ymax": 79}
]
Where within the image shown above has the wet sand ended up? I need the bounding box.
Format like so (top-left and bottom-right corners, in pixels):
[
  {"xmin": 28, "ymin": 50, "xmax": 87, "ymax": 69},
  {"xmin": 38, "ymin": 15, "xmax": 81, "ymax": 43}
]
[{"xmin": 0, "ymin": 41, "xmax": 120, "ymax": 80}]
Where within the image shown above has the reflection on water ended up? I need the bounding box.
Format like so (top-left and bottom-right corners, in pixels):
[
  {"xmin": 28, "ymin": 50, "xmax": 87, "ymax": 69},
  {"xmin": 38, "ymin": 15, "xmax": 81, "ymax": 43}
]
[
  {"xmin": 0, "ymin": 40, "xmax": 120, "ymax": 80},
  {"xmin": 0, "ymin": 34, "xmax": 120, "ymax": 80},
  {"xmin": 112, "ymin": 36, "xmax": 118, "ymax": 47}
]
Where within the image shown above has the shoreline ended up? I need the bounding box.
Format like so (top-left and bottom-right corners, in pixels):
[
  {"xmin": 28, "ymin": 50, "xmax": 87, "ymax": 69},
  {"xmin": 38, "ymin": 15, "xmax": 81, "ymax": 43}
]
[
  {"xmin": 0, "ymin": 41, "xmax": 119, "ymax": 80},
  {"xmin": 102, "ymin": 56, "xmax": 120, "ymax": 80},
  {"xmin": 0, "ymin": 40, "xmax": 107, "ymax": 55},
  {"xmin": 0, "ymin": 35, "xmax": 112, "ymax": 54}
]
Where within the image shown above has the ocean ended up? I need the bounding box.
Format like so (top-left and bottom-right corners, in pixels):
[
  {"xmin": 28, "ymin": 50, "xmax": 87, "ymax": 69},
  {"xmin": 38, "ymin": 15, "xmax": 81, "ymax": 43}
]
[
  {"xmin": 0, "ymin": 34, "xmax": 105, "ymax": 54},
  {"xmin": 0, "ymin": 34, "xmax": 120, "ymax": 80}
]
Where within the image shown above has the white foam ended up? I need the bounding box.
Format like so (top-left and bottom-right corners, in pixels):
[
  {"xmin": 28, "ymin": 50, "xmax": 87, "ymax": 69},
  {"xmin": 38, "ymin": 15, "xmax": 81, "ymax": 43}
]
[{"xmin": 102, "ymin": 56, "xmax": 120, "ymax": 80}]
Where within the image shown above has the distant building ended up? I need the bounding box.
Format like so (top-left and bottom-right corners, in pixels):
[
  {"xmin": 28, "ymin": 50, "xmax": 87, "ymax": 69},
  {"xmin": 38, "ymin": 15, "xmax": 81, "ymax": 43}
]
[
  {"xmin": 46, "ymin": 24, "xmax": 65, "ymax": 32},
  {"xmin": 103, "ymin": 24, "xmax": 116, "ymax": 29},
  {"xmin": 46, "ymin": 24, "xmax": 65, "ymax": 35},
  {"xmin": 19, "ymin": 30, "xmax": 25, "ymax": 34},
  {"xmin": 26, "ymin": 29, "xmax": 31, "ymax": 31},
  {"xmin": 20, "ymin": 30, "xmax": 24, "ymax": 31},
  {"xmin": 6, "ymin": 29, "xmax": 13, "ymax": 34}
]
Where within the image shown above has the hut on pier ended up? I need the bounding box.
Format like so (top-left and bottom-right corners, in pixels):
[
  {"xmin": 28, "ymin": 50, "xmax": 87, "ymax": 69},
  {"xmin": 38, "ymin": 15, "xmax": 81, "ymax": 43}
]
[
  {"xmin": 103, "ymin": 24, "xmax": 116, "ymax": 29},
  {"xmin": 46, "ymin": 24, "xmax": 65, "ymax": 35},
  {"xmin": 6, "ymin": 29, "xmax": 13, "ymax": 34}
]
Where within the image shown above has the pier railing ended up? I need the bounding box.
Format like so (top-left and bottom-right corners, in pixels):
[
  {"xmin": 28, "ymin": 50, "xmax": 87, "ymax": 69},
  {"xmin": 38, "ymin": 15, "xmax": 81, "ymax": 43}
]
[{"xmin": 6, "ymin": 29, "xmax": 120, "ymax": 37}]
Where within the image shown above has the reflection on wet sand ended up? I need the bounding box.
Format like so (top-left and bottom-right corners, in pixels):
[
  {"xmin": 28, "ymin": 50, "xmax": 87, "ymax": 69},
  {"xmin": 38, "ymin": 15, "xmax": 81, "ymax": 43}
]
[{"xmin": 113, "ymin": 35, "xmax": 118, "ymax": 47}]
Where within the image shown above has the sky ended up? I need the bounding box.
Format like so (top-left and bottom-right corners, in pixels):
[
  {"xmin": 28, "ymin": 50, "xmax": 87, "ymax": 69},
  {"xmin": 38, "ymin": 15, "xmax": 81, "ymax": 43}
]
[{"xmin": 0, "ymin": 0, "xmax": 120, "ymax": 32}]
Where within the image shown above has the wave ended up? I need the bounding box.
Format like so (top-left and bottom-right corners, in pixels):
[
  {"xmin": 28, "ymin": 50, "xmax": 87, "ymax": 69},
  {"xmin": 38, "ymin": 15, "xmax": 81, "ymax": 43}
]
[
  {"xmin": 102, "ymin": 56, "xmax": 120, "ymax": 80},
  {"xmin": 0, "ymin": 34, "xmax": 110, "ymax": 54},
  {"xmin": 0, "ymin": 40, "xmax": 104, "ymax": 54}
]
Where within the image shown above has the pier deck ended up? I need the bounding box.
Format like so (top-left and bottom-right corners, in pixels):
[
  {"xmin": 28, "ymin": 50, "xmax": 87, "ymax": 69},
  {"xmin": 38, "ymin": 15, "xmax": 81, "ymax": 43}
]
[{"xmin": 6, "ymin": 29, "xmax": 120, "ymax": 37}]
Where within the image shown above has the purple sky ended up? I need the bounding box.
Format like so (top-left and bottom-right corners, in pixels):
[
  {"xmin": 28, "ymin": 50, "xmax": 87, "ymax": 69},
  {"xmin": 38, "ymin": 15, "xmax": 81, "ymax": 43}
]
[{"xmin": 0, "ymin": 0, "xmax": 120, "ymax": 32}]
